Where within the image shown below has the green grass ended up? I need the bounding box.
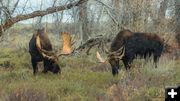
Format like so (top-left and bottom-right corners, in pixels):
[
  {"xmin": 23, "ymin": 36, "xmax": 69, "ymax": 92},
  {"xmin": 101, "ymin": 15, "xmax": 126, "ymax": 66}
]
[{"xmin": 0, "ymin": 36, "xmax": 180, "ymax": 101}]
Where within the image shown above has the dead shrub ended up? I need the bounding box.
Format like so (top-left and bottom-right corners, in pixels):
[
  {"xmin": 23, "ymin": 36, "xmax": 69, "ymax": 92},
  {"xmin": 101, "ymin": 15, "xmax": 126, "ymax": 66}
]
[
  {"xmin": 107, "ymin": 84, "xmax": 128, "ymax": 101},
  {"xmin": 91, "ymin": 62, "xmax": 111, "ymax": 72},
  {"xmin": 6, "ymin": 88, "xmax": 47, "ymax": 101}
]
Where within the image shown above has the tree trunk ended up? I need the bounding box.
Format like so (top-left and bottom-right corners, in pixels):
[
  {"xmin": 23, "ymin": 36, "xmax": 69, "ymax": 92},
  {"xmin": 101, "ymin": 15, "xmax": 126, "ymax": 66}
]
[
  {"xmin": 175, "ymin": 0, "xmax": 180, "ymax": 46},
  {"xmin": 79, "ymin": 1, "xmax": 89, "ymax": 42},
  {"xmin": 113, "ymin": 0, "xmax": 121, "ymax": 31},
  {"xmin": 157, "ymin": 0, "xmax": 168, "ymax": 32}
]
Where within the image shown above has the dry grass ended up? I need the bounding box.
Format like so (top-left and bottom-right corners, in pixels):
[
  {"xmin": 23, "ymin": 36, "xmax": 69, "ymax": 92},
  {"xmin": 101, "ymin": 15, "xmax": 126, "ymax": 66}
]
[{"xmin": 0, "ymin": 26, "xmax": 180, "ymax": 101}]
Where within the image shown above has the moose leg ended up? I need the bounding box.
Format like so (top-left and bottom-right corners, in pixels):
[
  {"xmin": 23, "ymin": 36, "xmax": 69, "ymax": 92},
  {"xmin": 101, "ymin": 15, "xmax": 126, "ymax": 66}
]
[
  {"xmin": 31, "ymin": 59, "xmax": 38, "ymax": 75},
  {"xmin": 122, "ymin": 58, "xmax": 127, "ymax": 69},
  {"xmin": 123, "ymin": 60, "xmax": 130, "ymax": 70},
  {"xmin": 144, "ymin": 54, "xmax": 148, "ymax": 65},
  {"xmin": 153, "ymin": 55, "xmax": 159, "ymax": 68},
  {"xmin": 144, "ymin": 57, "xmax": 149, "ymax": 65},
  {"xmin": 122, "ymin": 57, "xmax": 133, "ymax": 70},
  {"xmin": 43, "ymin": 59, "xmax": 49, "ymax": 73}
]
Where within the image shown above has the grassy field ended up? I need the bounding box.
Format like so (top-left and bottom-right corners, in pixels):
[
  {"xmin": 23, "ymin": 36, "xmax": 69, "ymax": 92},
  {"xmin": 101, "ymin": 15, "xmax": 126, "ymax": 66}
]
[{"xmin": 0, "ymin": 28, "xmax": 180, "ymax": 101}]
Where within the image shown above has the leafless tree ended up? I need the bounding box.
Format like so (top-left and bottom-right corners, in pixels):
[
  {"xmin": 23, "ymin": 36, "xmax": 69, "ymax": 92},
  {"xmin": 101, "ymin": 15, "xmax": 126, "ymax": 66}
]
[
  {"xmin": 0, "ymin": 0, "xmax": 179, "ymax": 48},
  {"xmin": 0, "ymin": 0, "xmax": 87, "ymax": 36},
  {"xmin": 79, "ymin": 1, "xmax": 89, "ymax": 42},
  {"xmin": 175, "ymin": 0, "xmax": 180, "ymax": 46}
]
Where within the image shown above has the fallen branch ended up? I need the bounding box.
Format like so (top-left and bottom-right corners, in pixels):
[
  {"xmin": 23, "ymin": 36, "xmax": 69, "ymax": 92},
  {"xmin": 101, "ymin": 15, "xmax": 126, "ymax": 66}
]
[{"xmin": 75, "ymin": 35, "xmax": 111, "ymax": 55}]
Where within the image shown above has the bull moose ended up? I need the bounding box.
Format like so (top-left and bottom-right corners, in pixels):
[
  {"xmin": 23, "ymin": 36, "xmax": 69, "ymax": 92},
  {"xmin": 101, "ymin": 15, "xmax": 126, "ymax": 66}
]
[
  {"xmin": 98, "ymin": 29, "xmax": 164, "ymax": 76},
  {"xmin": 29, "ymin": 28, "xmax": 73, "ymax": 75}
]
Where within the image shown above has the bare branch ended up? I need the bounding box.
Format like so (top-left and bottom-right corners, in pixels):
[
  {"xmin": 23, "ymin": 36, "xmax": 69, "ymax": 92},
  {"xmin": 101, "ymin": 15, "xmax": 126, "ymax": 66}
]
[
  {"xmin": 75, "ymin": 35, "xmax": 110, "ymax": 55},
  {"xmin": 95, "ymin": 0, "xmax": 113, "ymax": 10},
  {"xmin": 104, "ymin": 8, "xmax": 118, "ymax": 26},
  {"xmin": 11, "ymin": 0, "xmax": 20, "ymax": 14},
  {"xmin": 0, "ymin": 0, "xmax": 88, "ymax": 35},
  {"xmin": 21, "ymin": 0, "xmax": 29, "ymax": 14}
]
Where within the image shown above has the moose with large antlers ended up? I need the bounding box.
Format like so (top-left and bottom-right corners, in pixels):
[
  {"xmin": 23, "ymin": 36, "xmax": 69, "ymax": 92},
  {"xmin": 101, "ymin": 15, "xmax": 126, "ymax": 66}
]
[
  {"xmin": 29, "ymin": 28, "xmax": 73, "ymax": 75},
  {"xmin": 97, "ymin": 29, "xmax": 164, "ymax": 76}
]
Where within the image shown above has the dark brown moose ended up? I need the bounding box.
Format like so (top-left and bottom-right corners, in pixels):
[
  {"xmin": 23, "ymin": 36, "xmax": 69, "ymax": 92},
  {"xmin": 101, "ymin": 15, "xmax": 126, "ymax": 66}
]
[
  {"xmin": 97, "ymin": 30, "xmax": 164, "ymax": 76},
  {"xmin": 29, "ymin": 28, "xmax": 73, "ymax": 75}
]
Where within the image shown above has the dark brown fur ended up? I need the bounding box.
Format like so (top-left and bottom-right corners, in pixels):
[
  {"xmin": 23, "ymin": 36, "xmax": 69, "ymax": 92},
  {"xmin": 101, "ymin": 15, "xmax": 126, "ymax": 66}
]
[
  {"xmin": 29, "ymin": 28, "xmax": 60, "ymax": 75},
  {"xmin": 110, "ymin": 30, "xmax": 133, "ymax": 51},
  {"xmin": 109, "ymin": 30, "xmax": 164, "ymax": 75}
]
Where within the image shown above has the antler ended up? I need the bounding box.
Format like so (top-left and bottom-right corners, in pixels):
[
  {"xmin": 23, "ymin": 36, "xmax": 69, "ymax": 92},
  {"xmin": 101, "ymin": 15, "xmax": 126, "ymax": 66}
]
[
  {"xmin": 55, "ymin": 32, "xmax": 75, "ymax": 57},
  {"xmin": 61, "ymin": 32, "xmax": 73, "ymax": 54},
  {"xmin": 96, "ymin": 51, "xmax": 106, "ymax": 63},
  {"xmin": 35, "ymin": 29, "xmax": 75, "ymax": 61},
  {"xmin": 96, "ymin": 46, "xmax": 125, "ymax": 63},
  {"xmin": 108, "ymin": 46, "xmax": 125, "ymax": 56},
  {"xmin": 36, "ymin": 34, "xmax": 57, "ymax": 60}
]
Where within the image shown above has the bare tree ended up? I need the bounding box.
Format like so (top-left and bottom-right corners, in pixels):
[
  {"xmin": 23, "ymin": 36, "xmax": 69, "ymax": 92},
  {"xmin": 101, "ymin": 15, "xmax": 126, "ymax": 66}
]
[
  {"xmin": 175, "ymin": 0, "xmax": 180, "ymax": 46},
  {"xmin": 156, "ymin": 0, "xmax": 169, "ymax": 32},
  {"xmin": 112, "ymin": 0, "xmax": 121, "ymax": 31},
  {"xmin": 79, "ymin": 1, "xmax": 89, "ymax": 42},
  {"xmin": 0, "ymin": 0, "xmax": 87, "ymax": 36}
]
